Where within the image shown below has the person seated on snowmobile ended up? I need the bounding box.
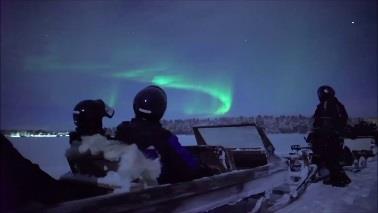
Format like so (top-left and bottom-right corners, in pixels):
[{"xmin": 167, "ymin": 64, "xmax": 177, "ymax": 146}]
[
  {"xmin": 66, "ymin": 99, "xmax": 161, "ymax": 188},
  {"xmin": 115, "ymin": 85, "xmax": 201, "ymax": 184},
  {"xmin": 0, "ymin": 134, "xmax": 110, "ymax": 212},
  {"xmin": 308, "ymin": 85, "xmax": 351, "ymax": 187},
  {"xmin": 66, "ymin": 99, "xmax": 118, "ymax": 177}
]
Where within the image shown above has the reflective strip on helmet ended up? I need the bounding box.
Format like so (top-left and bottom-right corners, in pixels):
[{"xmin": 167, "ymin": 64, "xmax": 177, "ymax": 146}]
[
  {"xmin": 73, "ymin": 110, "xmax": 80, "ymax": 114},
  {"xmin": 138, "ymin": 108, "xmax": 152, "ymax": 114}
]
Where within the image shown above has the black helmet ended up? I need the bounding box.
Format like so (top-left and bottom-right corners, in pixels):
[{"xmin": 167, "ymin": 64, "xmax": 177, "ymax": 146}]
[
  {"xmin": 317, "ymin": 85, "xmax": 335, "ymax": 102},
  {"xmin": 133, "ymin": 85, "xmax": 167, "ymax": 121},
  {"xmin": 73, "ymin": 99, "xmax": 114, "ymax": 134}
]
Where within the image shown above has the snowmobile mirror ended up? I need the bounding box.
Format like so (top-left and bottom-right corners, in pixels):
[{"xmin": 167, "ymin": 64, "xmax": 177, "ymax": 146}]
[
  {"xmin": 94, "ymin": 99, "xmax": 115, "ymax": 118},
  {"xmin": 104, "ymin": 103, "xmax": 115, "ymax": 118}
]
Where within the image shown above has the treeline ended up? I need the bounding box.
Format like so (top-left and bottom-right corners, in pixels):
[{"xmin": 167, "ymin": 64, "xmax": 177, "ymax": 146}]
[
  {"xmin": 162, "ymin": 115, "xmax": 374, "ymax": 135},
  {"xmin": 2, "ymin": 116, "xmax": 374, "ymax": 136},
  {"xmin": 161, "ymin": 115, "xmax": 313, "ymax": 135}
]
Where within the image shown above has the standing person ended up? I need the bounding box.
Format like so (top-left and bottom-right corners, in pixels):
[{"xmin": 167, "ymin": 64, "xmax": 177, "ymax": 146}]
[
  {"xmin": 116, "ymin": 85, "xmax": 200, "ymax": 184},
  {"xmin": 310, "ymin": 85, "xmax": 351, "ymax": 187}
]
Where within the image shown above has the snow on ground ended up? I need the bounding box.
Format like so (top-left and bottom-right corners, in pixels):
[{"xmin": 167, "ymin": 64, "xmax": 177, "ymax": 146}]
[
  {"xmin": 9, "ymin": 137, "xmax": 70, "ymax": 179},
  {"xmin": 277, "ymin": 157, "xmax": 377, "ymax": 213},
  {"xmin": 268, "ymin": 133, "xmax": 308, "ymax": 155}
]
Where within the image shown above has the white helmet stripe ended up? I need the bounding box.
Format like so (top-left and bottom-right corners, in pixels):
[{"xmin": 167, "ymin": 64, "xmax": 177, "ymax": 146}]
[{"xmin": 139, "ymin": 108, "xmax": 152, "ymax": 114}]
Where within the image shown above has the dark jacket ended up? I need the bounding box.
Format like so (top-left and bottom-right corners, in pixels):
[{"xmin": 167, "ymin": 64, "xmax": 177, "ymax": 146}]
[
  {"xmin": 313, "ymin": 97, "xmax": 348, "ymax": 133},
  {"xmin": 0, "ymin": 134, "xmax": 109, "ymax": 212},
  {"xmin": 116, "ymin": 118, "xmax": 199, "ymax": 184},
  {"xmin": 311, "ymin": 98, "xmax": 352, "ymax": 186}
]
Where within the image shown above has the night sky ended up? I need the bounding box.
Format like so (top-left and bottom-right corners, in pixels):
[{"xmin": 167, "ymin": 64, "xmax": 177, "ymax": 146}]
[{"xmin": 1, "ymin": 0, "xmax": 377, "ymax": 130}]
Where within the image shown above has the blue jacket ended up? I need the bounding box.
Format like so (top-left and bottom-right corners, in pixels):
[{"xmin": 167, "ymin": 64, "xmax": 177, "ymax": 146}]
[{"xmin": 116, "ymin": 118, "xmax": 200, "ymax": 184}]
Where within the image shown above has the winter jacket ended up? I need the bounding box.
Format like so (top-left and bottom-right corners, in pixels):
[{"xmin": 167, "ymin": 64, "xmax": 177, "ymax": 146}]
[
  {"xmin": 313, "ymin": 97, "xmax": 348, "ymax": 133},
  {"xmin": 116, "ymin": 118, "xmax": 200, "ymax": 184},
  {"xmin": 311, "ymin": 97, "xmax": 348, "ymax": 169}
]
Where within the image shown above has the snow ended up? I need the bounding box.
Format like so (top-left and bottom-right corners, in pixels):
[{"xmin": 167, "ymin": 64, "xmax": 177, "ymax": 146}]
[
  {"xmin": 277, "ymin": 157, "xmax": 377, "ymax": 213},
  {"xmin": 7, "ymin": 134, "xmax": 377, "ymax": 212},
  {"xmin": 179, "ymin": 134, "xmax": 198, "ymax": 146},
  {"xmin": 9, "ymin": 137, "xmax": 70, "ymax": 179},
  {"xmin": 268, "ymin": 133, "xmax": 309, "ymax": 155}
]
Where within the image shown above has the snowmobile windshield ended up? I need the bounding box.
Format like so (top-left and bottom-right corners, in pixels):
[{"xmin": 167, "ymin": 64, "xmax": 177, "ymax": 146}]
[{"xmin": 195, "ymin": 125, "xmax": 265, "ymax": 149}]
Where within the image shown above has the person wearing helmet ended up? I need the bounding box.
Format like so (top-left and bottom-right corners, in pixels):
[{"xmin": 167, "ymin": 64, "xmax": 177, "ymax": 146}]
[
  {"xmin": 66, "ymin": 99, "xmax": 117, "ymax": 177},
  {"xmin": 72, "ymin": 99, "xmax": 115, "ymax": 137},
  {"xmin": 313, "ymin": 86, "xmax": 348, "ymax": 130},
  {"xmin": 66, "ymin": 99, "xmax": 162, "ymax": 191},
  {"xmin": 116, "ymin": 85, "xmax": 200, "ymax": 184},
  {"xmin": 310, "ymin": 85, "xmax": 351, "ymax": 187}
]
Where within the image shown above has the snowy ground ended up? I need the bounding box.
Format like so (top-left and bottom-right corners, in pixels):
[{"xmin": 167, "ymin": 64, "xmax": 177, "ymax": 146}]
[
  {"xmin": 277, "ymin": 157, "xmax": 377, "ymax": 213},
  {"xmin": 7, "ymin": 134, "xmax": 377, "ymax": 212}
]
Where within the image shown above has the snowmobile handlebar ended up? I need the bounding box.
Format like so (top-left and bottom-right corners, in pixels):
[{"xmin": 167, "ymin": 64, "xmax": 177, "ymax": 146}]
[{"xmin": 291, "ymin": 145, "xmax": 312, "ymax": 151}]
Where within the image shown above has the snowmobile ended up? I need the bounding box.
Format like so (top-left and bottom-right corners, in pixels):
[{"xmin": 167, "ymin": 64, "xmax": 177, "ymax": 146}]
[
  {"xmin": 343, "ymin": 122, "xmax": 378, "ymax": 171},
  {"xmin": 264, "ymin": 144, "xmax": 317, "ymax": 212},
  {"xmin": 346, "ymin": 121, "xmax": 378, "ymax": 144},
  {"xmin": 306, "ymin": 126, "xmax": 377, "ymax": 175},
  {"xmin": 44, "ymin": 123, "xmax": 320, "ymax": 213},
  {"xmin": 343, "ymin": 138, "xmax": 377, "ymax": 173}
]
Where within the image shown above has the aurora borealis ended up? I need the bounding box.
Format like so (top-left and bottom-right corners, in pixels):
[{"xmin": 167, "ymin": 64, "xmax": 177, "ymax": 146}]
[
  {"xmin": 1, "ymin": 0, "xmax": 377, "ymax": 130},
  {"xmin": 113, "ymin": 69, "xmax": 232, "ymax": 115}
]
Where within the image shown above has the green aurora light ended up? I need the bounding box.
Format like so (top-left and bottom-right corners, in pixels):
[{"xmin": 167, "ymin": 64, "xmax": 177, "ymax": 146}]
[
  {"xmin": 23, "ymin": 51, "xmax": 233, "ymax": 115},
  {"xmin": 113, "ymin": 69, "xmax": 233, "ymax": 116},
  {"xmin": 24, "ymin": 54, "xmax": 233, "ymax": 115},
  {"xmin": 107, "ymin": 86, "xmax": 118, "ymax": 107}
]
